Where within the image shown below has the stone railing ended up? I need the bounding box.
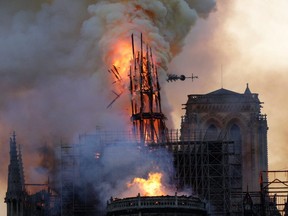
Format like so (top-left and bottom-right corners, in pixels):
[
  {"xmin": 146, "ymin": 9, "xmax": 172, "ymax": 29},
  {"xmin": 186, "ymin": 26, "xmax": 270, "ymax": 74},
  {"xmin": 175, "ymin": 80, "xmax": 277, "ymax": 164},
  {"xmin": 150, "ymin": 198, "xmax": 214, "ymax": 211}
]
[{"xmin": 107, "ymin": 193, "xmax": 206, "ymax": 212}]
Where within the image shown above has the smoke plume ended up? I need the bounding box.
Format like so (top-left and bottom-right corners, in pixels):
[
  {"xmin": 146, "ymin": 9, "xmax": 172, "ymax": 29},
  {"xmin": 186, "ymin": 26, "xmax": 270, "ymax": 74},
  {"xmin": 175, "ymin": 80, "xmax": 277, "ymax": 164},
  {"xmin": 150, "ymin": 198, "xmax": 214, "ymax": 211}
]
[{"xmin": 0, "ymin": 0, "xmax": 216, "ymax": 215}]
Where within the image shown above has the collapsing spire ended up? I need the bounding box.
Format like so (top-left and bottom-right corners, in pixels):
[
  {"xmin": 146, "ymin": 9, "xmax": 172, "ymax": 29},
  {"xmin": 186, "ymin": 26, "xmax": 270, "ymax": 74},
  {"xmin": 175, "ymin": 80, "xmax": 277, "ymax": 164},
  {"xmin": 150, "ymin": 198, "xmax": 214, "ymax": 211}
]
[{"xmin": 129, "ymin": 34, "xmax": 168, "ymax": 144}]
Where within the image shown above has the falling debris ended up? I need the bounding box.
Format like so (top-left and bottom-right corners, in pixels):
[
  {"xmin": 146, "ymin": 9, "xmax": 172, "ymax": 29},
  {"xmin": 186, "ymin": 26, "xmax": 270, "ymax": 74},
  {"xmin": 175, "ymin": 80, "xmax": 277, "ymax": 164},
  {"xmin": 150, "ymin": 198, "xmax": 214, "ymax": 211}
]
[
  {"xmin": 108, "ymin": 65, "xmax": 123, "ymax": 84},
  {"xmin": 106, "ymin": 91, "xmax": 123, "ymax": 109}
]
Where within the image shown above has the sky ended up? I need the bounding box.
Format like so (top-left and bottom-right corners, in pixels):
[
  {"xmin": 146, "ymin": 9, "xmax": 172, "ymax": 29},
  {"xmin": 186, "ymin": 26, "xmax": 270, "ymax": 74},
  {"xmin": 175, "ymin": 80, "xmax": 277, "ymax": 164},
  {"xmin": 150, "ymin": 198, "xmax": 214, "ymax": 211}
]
[{"xmin": 1, "ymin": 0, "xmax": 288, "ymax": 215}]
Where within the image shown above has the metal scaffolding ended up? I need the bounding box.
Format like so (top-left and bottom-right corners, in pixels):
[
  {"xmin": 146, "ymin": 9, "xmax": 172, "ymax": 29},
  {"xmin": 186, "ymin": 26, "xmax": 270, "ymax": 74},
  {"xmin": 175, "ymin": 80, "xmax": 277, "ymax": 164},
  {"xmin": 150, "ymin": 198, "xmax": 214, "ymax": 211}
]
[
  {"xmin": 60, "ymin": 144, "xmax": 76, "ymax": 216},
  {"xmin": 60, "ymin": 130, "xmax": 243, "ymax": 215},
  {"xmin": 58, "ymin": 130, "xmax": 288, "ymax": 216},
  {"xmin": 60, "ymin": 140, "xmax": 101, "ymax": 216},
  {"xmin": 261, "ymin": 170, "xmax": 288, "ymax": 215},
  {"xmin": 158, "ymin": 129, "xmax": 243, "ymax": 215},
  {"xmin": 60, "ymin": 132, "xmax": 140, "ymax": 216}
]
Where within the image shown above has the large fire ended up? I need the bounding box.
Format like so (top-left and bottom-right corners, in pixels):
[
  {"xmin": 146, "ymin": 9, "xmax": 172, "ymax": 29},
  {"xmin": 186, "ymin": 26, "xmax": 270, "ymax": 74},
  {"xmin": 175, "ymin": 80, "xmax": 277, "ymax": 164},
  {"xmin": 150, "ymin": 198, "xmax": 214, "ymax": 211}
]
[
  {"xmin": 107, "ymin": 34, "xmax": 166, "ymax": 143},
  {"xmin": 127, "ymin": 172, "xmax": 167, "ymax": 196},
  {"xmin": 108, "ymin": 39, "xmax": 133, "ymax": 89}
]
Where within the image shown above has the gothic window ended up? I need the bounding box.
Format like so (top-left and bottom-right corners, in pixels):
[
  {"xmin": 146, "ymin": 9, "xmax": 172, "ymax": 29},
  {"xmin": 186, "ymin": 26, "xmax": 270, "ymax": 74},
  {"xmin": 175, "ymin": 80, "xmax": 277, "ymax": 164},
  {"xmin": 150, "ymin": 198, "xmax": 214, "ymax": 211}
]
[
  {"xmin": 229, "ymin": 124, "xmax": 242, "ymax": 154},
  {"xmin": 204, "ymin": 124, "xmax": 219, "ymax": 141}
]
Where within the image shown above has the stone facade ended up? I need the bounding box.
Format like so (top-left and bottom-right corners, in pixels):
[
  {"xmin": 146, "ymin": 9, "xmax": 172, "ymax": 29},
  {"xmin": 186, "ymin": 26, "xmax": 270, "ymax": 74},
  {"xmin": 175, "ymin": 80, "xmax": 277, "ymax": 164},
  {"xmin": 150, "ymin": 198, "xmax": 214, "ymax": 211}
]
[{"xmin": 181, "ymin": 85, "xmax": 268, "ymax": 192}]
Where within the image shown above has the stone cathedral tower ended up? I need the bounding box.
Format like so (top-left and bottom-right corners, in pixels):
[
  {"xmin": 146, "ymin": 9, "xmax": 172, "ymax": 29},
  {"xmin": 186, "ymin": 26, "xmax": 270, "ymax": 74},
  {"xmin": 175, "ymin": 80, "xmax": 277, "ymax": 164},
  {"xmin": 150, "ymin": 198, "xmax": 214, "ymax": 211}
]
[
  {"xmin": 5, "ymin": 132, "xmax": 26, "ymax": 216},
  {"xmin": 181, "ymin": 84, "xmax": 268, "ymax": 192}
]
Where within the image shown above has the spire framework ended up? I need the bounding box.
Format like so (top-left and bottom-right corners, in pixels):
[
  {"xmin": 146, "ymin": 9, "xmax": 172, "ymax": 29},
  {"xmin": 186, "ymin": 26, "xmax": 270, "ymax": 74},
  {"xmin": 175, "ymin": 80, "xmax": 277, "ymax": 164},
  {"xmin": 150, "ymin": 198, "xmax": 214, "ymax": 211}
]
[{"xmin": 129, "ymin": 34, "xmax": 167, "ymax": 144}]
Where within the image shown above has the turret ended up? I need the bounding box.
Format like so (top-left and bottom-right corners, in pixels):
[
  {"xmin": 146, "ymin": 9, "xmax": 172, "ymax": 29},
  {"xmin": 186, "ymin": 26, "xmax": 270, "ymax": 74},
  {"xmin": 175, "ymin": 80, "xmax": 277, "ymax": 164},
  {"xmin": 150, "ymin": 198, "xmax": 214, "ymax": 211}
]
[{"xmin": 5, "ymin": 132, "xmax": 26, "ymax": 216}]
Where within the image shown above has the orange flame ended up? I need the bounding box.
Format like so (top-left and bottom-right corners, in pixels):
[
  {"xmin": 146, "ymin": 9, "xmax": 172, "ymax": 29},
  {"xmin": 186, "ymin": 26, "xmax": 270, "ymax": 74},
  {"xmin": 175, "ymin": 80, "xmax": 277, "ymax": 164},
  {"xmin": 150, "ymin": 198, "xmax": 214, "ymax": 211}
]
[
  {"xmin": 108, "ymin": 40, "xmax": 133, "ymax": 87},
  {"xmin": 127, "ymin": 172, "xmax": 166, "ymax": 196}
]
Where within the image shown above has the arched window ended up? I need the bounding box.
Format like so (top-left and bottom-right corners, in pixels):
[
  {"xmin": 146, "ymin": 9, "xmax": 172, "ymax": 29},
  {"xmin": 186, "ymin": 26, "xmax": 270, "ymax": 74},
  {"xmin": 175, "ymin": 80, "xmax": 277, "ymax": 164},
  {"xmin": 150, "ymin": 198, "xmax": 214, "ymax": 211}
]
[
  {"xmin": 229, "ymin": 124, "xmax": 241, "ymax": 154},
  {"xmin": 204, "ymin": 124, "xmax": 219, "ymax": 141},
  {"xmin": 228, "ymin": 123, "xmax": 242, "ymax": 189}
]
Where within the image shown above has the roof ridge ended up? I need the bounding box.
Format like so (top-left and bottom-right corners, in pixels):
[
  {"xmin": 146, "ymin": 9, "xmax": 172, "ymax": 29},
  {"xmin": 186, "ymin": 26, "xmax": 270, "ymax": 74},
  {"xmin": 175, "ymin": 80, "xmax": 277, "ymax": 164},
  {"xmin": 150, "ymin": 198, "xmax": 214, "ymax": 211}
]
[{"xmin": 206, "ymin": 88, "xmax": 240, "ymax": 95}]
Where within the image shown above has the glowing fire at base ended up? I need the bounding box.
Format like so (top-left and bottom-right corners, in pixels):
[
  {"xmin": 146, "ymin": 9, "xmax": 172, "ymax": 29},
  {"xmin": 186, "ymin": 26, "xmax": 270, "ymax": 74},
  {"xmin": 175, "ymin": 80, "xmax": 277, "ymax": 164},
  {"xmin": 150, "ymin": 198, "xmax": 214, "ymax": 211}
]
[{"xmin": 127, "ymin": 172, "xmax": 167, "ymax": 196}]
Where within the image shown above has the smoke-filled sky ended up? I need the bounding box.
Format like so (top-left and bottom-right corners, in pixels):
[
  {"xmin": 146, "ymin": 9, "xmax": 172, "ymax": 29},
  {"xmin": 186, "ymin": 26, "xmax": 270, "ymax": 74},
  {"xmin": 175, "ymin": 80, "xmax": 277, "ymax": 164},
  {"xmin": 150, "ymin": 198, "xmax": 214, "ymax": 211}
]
[{"xmin": 1, "ymin": 0, "xmax": 288, "ymax": 215}]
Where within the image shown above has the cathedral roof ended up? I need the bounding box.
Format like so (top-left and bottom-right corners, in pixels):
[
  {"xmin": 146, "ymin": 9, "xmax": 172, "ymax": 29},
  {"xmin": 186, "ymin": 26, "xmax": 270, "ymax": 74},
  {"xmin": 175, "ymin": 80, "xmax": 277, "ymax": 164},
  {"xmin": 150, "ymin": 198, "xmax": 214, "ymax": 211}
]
[
  {"xmin": 186, "ymin": 85, "xmax": 261, "ymax": 106},
  {"xmin": 206, "ymin": 88, "xmax": 241, "ymax": 96}
]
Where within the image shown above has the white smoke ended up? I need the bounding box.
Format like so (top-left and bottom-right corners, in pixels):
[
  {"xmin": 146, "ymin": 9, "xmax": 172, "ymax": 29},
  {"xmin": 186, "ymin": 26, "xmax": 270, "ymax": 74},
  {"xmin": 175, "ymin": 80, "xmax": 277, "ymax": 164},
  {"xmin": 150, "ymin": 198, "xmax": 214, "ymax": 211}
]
[{"xmin": 0, "ymin": 0, "xmax": 216, "ymax": 215}]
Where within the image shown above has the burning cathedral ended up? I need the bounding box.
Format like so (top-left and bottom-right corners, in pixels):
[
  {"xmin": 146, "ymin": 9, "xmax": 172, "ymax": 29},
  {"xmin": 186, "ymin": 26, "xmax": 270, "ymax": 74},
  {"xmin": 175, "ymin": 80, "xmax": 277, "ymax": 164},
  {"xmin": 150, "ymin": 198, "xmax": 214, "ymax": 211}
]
[
  {"xmin": 5, "ymin": 32, "xmax": 282, "ymax": 216},
  {"xmin": 4, "ymin": 0, "xmax": 288, "ymax": 216}
]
